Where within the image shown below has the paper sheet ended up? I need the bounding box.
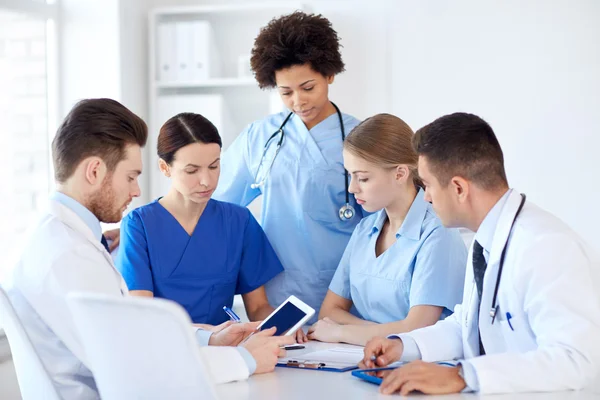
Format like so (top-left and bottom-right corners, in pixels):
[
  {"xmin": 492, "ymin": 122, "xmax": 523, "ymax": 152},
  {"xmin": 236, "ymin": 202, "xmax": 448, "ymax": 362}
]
[{"xmin": 280, "ymin": 346, "xmax": 364, "ymax": 365}]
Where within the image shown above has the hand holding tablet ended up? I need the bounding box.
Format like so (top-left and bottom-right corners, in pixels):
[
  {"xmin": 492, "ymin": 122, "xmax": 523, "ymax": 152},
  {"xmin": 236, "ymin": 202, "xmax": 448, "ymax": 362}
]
[{"xmin": 242, "ymin": 295, "xmax": 315, "ymax": 344}]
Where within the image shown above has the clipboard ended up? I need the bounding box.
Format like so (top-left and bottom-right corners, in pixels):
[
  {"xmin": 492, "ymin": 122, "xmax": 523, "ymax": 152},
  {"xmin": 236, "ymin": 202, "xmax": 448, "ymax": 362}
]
[
  {"xmin": 277, "ymin": 346, "xmax": 364, "ymax": 372},
  {"xmin": 277, "ymin": 359, "xmax": 358, "ymax": 372}
]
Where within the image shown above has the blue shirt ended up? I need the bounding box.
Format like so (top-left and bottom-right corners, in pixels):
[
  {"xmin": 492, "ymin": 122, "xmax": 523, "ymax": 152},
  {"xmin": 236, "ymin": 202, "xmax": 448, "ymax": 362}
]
[
  {"xmin": 329, "ymin": 189, "xmax": 467, "ymax": 323},
  {"xmin": 116, "ymin": 198, "xmax": 284, "ymax": 325},
  {"xmin": 214, "ymin": 110, "xmax": 365, "ymax": 322}
]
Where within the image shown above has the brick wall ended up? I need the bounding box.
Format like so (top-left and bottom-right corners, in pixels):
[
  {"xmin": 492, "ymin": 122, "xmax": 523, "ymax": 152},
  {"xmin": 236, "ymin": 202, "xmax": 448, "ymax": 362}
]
[{"xmin": 0, "ymin": 9, "xmax": 50, "ymax": 279}]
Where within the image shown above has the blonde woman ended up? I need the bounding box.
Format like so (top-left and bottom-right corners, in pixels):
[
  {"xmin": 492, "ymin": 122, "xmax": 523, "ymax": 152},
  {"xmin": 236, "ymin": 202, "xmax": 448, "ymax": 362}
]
[{"xmin": 308, "ymin": 114, "xmax": 467, "ymax": 345}]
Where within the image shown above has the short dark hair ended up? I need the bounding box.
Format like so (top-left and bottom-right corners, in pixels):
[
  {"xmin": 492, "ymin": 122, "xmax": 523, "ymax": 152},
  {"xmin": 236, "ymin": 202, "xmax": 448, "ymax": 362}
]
[
  {"xmin": 250, "ymin": 11, "xmax": 345, "ymax": 89},
  {"xmin": 413, "ymin": 112, "xmax": 508, "ymax": 190},
  {"xmin": 52, "ymin": 98, "xmax": 148, "ymax": 183},
  {"xmin": 157, "ymin": 113, "xmax": 221, "ymax": 165}
]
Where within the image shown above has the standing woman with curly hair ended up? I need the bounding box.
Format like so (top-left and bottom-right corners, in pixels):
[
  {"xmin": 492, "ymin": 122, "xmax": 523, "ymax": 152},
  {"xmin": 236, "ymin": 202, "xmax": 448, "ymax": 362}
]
[{"xmin": 214, "ymin": 12, "xmax": 365, "ymax": 326}]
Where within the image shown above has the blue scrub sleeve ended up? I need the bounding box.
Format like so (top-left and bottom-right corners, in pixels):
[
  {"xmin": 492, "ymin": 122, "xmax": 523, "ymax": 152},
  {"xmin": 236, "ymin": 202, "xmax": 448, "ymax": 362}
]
[
  {"xmin": 235, "ymin": 211, "xmax": 284, "ymax": 295},
  {"xmin": 327, "ymin": 228, "xmax": 359, "ymax": 299},
  {"xmin": 213, "ymin": 123, "xmax": 261, "ymax": 207},
  {"xmin": 409, "ymin": 227, "xmax": 466, "ymax": 311},
  {"xmin": 115, "ymin": 211, "xmax": 155, "ymax": 292}
]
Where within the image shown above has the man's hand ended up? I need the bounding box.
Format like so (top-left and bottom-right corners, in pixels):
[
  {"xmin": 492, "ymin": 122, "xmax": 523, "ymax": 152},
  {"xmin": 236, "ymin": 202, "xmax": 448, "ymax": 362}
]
[
  {"xmin": 379, "ymin": 361, "xmax": 466, "ymax": 395},
  {"xmin": 307, "ymin": 317, "xmax": 343, "ymax": 343},
  {"xmin": 242, "ymin": 327, "xmax": 295, "ymax": 374},
  {"xmin": 359, "ymin": 337, "xmax": 403, "ymax": 369},
  {"xmin": 194, "ymin": 321, "xmax": 232, "ymax": 333},
  {"xmin": 208, "ymin": 321, "xmax": 261, "ymax": 346},
  {"xmin": 102, "ymin": 228, "xmax": 121, "ymax": 252}
]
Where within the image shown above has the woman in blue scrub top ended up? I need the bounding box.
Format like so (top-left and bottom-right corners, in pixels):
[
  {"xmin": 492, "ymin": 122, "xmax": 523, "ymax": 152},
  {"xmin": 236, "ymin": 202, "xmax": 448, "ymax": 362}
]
[
  {"xmin": 116, "ymin": 113, "xmax": 285, "ymax": 329},
  {"xmin": 307, "ymin": 114, "xmax": 467, "ymax": 345},
  {"xmin": 214, "ymin": 12, "xmax": 365, "ymax": 322}
]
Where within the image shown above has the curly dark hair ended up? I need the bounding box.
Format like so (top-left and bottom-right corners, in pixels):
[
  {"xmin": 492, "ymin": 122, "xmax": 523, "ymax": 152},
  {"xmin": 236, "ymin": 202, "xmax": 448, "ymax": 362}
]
[{"xmin": 250, "ymin": 11, "xmax": 345, "ymax": 89}]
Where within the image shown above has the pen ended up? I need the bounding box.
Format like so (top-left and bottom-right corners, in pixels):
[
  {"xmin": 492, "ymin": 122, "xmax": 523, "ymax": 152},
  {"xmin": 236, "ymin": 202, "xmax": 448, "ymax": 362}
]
[
  {"xmin": 223, "ymin": 306, "xmax": 241, "ymax": 323},
  {"xmin": 506, "ymin": 312, "xmax": 514, "ymax": 331}
]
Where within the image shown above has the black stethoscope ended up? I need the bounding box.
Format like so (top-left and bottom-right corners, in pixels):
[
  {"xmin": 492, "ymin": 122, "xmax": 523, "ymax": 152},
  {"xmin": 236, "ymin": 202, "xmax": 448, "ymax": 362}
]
[
  {"xmin": 490, "ymin": 193, "xmax": 526, "ymax": 324},
  {"xmin": 250, "ymin": 102, "xmax": 355, "ymax": 221}
]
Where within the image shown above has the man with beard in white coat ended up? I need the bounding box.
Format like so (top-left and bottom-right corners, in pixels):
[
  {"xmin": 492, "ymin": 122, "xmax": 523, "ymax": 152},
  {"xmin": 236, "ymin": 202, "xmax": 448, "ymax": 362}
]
[
  {"xmin": 360, "ymin": 112, "xmax": 600, "ymax": 396},
  {"xmin": 2, "ymin": 98, "xmax": 292, "ymax": 399}
]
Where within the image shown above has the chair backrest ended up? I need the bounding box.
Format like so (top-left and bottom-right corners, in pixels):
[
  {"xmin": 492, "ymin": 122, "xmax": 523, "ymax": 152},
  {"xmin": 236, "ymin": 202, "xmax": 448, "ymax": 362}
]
[
  {"xmin": 67, "ymin": 293, "xmax": 219, "ymax": 400},
  {"xmin": 0, "ymin": 287, "xmax": 61, "ymax": 400}
]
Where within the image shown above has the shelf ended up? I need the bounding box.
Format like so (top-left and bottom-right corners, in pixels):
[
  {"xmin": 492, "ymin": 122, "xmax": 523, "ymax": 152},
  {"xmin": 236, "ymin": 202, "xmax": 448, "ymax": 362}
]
[
  {"xmin": 154, "ymin": 77, "xmax": 258, "ymax": 89},
  {"xmin": 152, "ymin": 2, "xmax": 307, "ymax": 18}
]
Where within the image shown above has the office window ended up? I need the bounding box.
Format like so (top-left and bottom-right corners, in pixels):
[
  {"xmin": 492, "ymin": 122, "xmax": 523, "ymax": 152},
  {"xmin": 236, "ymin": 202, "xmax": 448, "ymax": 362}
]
[{"xmin": 0, "ymin": 3, "xmax": 57, "ymax": 281}]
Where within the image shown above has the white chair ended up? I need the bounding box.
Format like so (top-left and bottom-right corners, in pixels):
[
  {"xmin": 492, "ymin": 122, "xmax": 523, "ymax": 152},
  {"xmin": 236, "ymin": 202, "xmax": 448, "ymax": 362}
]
[
  {"xmin": 0, "ymin": 287, "xmax": 61, "ymax": 400},
  {"xmin": 66, "ymin": 293, "xmax": 219, "ymax": 400}
]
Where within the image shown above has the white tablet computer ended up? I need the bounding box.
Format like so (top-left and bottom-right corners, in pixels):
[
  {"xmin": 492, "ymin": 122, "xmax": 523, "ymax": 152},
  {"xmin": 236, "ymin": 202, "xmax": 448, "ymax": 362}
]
[{"xmin": 257, "ymin": 295, "xmax": 315, "ymax": 336}]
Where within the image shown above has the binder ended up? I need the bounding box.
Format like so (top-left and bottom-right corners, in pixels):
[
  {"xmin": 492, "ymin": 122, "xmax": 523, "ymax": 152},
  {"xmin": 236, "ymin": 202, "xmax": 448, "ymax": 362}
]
[
  {"xmin": 191, "ymin": 20, "xmax": 210, "ymax": 81},
  {"xmin": 190, "ymin": 20, "xmax": 221, "ymax": 81},
  {"xmin": 156, "ymin": 22, "xmax": 176, "ymax": 82},
  {"xmin": 175, "ymin": 21, "xmax": 194, "ymax": 82}
]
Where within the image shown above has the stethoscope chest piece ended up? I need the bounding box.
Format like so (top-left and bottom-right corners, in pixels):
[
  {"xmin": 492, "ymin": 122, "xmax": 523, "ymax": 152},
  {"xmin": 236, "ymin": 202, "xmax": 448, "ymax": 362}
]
[{"xmin": 339, "ymin": 203, "xmax": 355, "ymax": 221}]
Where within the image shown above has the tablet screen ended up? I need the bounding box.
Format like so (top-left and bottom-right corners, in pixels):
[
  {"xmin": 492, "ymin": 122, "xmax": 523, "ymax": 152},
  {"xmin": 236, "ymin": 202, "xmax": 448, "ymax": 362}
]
[{"xmin": 260, "ymin": 301, "xmax": 307, "ymax": 336}]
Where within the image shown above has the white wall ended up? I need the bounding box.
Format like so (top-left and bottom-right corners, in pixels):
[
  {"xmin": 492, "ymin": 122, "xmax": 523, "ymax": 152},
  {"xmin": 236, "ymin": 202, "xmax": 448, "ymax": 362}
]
[
  {"xmin": 59, "ymin": 0, "xmax": 150, "ymax": 213},
  {"xmin": 117, "ymin": 0, "xmax": 150, "ymax": 208},
  {"xmin": 59, "ymin": 0, "xmax": 120, "ymax": 114},
  {"xmin": 389, "ymin": 0, "xmax": 600, "ymax": 252}
]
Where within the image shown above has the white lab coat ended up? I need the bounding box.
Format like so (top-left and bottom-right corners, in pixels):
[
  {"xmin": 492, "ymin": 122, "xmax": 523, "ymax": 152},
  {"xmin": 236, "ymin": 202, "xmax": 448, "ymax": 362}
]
[
  {"xmin": 398, "ymin": 190, "xmax": 600, "ymax": 394},
  {"xmin": 3, "ymin": 200, "xmax": 249, "ymax": 399}
]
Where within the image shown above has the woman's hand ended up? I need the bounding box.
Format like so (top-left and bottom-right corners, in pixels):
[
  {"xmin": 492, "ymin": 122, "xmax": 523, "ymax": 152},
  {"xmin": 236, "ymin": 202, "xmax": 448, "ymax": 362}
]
[
  {"xmin": 294, "ymin": 327, "xmax": 308, "ymax": 343},
  {"xmin": 307, "ymin": 317, "xmax": 343, "ymax": 343}
]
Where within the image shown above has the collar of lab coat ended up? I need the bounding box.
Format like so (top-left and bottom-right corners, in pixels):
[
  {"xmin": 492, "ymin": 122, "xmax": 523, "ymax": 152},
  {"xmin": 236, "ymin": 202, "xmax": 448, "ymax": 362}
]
[
  {"xmin": 474, "ymin": 189, "xmax": 512, "ymax": 262},
  {"xmin": 486, "ymin": 189, "xmax": 525, "ymax": 268},
  {"xmin": 477, "ymin": 189, "xmax": 525, "ymax": 315},
  {"xmin": 48, "ymin": 199, "xmax": 108, "ymax": 256},
  {"xmin": 51, "ymin": 191, "xmax": 103, "ymax": 242}
]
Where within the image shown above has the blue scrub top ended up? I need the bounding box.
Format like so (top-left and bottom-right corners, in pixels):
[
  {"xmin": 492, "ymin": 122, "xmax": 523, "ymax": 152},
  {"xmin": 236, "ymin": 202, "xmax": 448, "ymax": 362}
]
[
  {"xmin": 213, "ymin": 110, "xmax": 365, "ymax": 322},
  {"xmin": 116, "ymin": 198, "xmax": 284, "ymax": 325},
  {"xmin": 329, "ymin": 189, "xmax": 467, "ymax": 323}
]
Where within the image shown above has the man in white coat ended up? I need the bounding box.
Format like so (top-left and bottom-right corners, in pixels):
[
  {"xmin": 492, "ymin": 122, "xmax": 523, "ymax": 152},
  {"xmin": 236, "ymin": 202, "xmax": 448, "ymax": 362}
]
[
  {"xmin": 360, "ymin": 112, "xmax": 600, "ymax": 395},
  {"xmin": 2, "ymin": 98, "xmax": 293, "ymax": 399}
]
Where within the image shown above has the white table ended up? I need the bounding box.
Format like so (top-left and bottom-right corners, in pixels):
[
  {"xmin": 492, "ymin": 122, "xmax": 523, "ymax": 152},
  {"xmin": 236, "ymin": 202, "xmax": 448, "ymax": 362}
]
[{"xmin": 217, "ymin": 341, "xmax": 600, "ymax": 400}]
